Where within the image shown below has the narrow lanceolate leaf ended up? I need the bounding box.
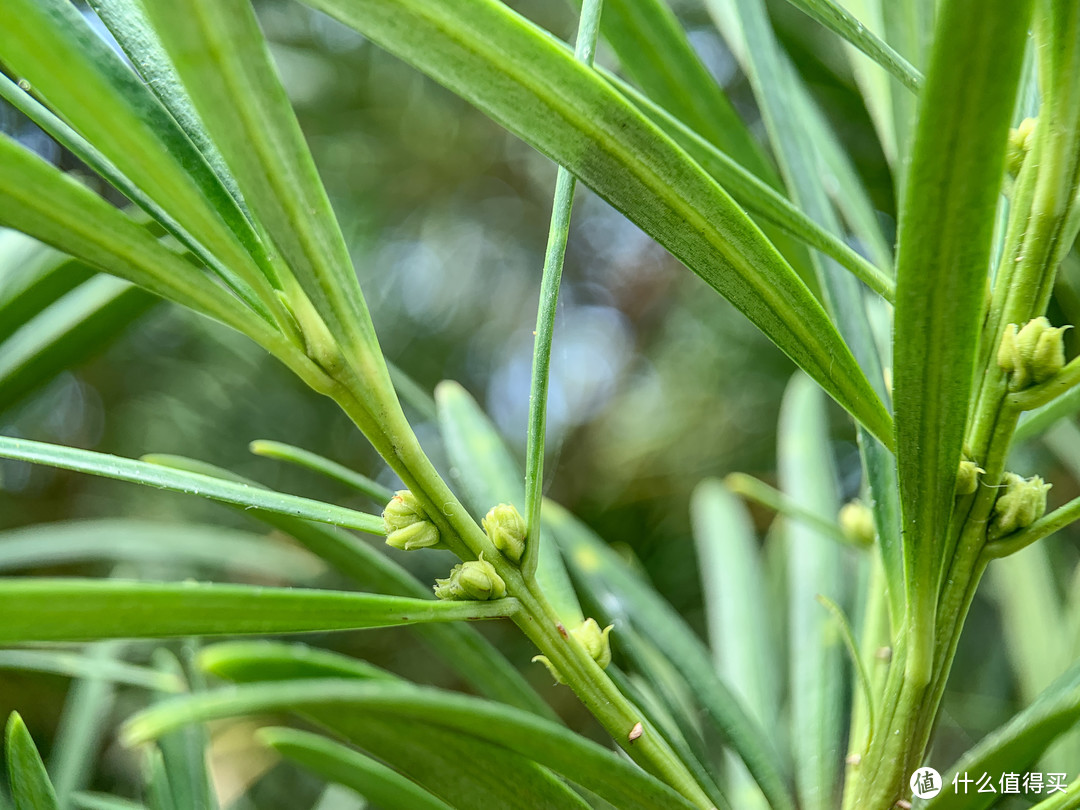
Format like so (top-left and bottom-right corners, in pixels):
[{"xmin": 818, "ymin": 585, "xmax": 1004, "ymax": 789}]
[
  {"xmin": 248, "ymin": 440, "xmax": 394, "ymax": 503},
  {"xmin": 198, "ymin": 641, "xmax": 397, "ymax": 685},
  {"xmin": 0, "ymin": 0, "xmax": 285, "ymax": 322},
  {"xmin": 0, "ymin": 580, "xmax": 517, "ymax": 643},
  {"xmin": 778, "ymin": 375, "xmax": 846, "ymax": 810},
  {"xmin": 925, "ymin": 656, "xmax": 1080, "ymax": 810},
  {"xmin": 258, "ymin": 728, "xmax": 456, "ymax": 810},
  {"xmin": 0, "ymin": 234, "xmax": 93, "ymax": 346},
  {"xmin": 0, "ymin": 277, "xmax": 153, "ymax": 413},
  {"xmin": 0, "ymin": 651, "xmax": 180, "ymax": 692},
  {"xmin": 124, "ymin": 680, "xmax": 696, "ymax": 810},
  {"xmin": 690, "ymin": 479, "xmax": 778, "ymax": 809},
  {"xmin": 5, "ymin": 713, "xmax": 59, "ymax": 810},
  {"xmin": 892, "ymin": 0, "xmax": 1033, "ymax": 656},
  {"xmin": 524, "ymin": 0, "xmax": 602, "ymax": 579},
  {"xmin": 0, "ymin": 136, "xmax": 320, "ymax": 389},
  {"xmin": 303, "ymin": 0, "xmax": 894, "ymax": 449},
  {"xmin": 0, "ymin": 520, "xmax": 324, "ymax": 580},
  {"xmin": 593, "ymin": 0, "xmax": 774, "ymax": 180},
  {"xmin": 0, "ymin": 437, "xmax": 383, "ymax": 535},
  {"xmin": 780, "ymin": 0, "xmax": 922, "ymax": 92},
  {"xmin": 139, "ymin": 0, "xmax": 390, "ymax": 396}
]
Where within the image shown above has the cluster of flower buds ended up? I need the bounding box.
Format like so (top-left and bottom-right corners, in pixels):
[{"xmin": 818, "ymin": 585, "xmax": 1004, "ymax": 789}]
[
  {"xmin": 997, "ymin": 317, "xmax": 1070, "ymax": 391},
  {"xmin": 433, "ymin": 557, "xmax": 507, "ymax": 601},
  {"xmin": 838, "ymin": 500, "xmax": 875, "ymax": 547},
  {"xmin": 482, "ymin": 503, "xmax": 527, "ymax": 563},
  {"xmin": 989, "ymin": 472, "xmax": 1050, "ymax": 539},
  {"xmin": 1005, "ymin": 117, "xmax": 1036, "ymax": 176},
  {"xmin": 533, "ymin": 617, "xmax": 614, "ymax": 684},
  {"xmin": 382, "ymin": 490, "xmax": 442, "ymax": 551}
]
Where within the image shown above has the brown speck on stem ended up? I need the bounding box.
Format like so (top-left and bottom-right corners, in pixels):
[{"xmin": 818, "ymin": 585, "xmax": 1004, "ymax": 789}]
[
  {"xmin": 845, "ymin": 753, "xmax": 861, "ymax": 766},
  {"xmin": 875, "ymin": 646, "xmax": 893, "ymax": 661},
  {"xmin": 628, "ymin": 722, "xmax": 643, "ymax": 743},
  {"xmin": 556, "ymin": 623, "xmax": 568, "ymax": 638},
  {"xmin": 895, "ymin": 801, "xmax": 912, "ymax": 810}
]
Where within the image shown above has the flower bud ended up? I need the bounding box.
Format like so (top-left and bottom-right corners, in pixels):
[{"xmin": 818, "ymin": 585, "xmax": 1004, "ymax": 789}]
[
  {"xmin": 999, "ymin": 318, "xmax": 1070, "ymax": 390},
  {"xmin": 956, "ymin": 459, "xmax": 984, "ymax": 496},
  {"xmin": 838, "ymin": 501, "xmax": 875, "ymax": 547},
  {"xmin": 1031, "ymin": 324, "xmax": 1070, "ymax": 383},
  {"xmin": 383, "ymin": 490, "xmax": 443, "ymax": 551},
  {"xmin": 1006, "ymin": 117, "xmax": 1036, "ymax": 176},
  {"xmin": 434, "ymin": 558, "xmax": 506, "ymax": 601},
  {"xmin": 482, "ymin": 503, "xmax": 527, "ymax": 563},
  {"xmin": 571, "ymin": 618, "xmax": 614, "ymax": 669},
  {"xmin": 385, "ymin": 520, "xmax": 441, "ymax": 551},
  {"xmin": 989, "ymin": 473, "xmax": 1050, "ymax": 539}
]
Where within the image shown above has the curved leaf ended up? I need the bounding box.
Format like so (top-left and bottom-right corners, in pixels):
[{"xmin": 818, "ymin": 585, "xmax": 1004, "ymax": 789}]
[
  {"xmin": 258, "ymin": 727, "xmax": 455, "ymax": 810},
  {"xmin": 124, "ymin": 679, "xmax": 697, "ymax": 810},
  {"xmin": 0, "ymin": 651, "xmax": 179, "ymax": 692},
  {"xmin": 0, "ymin": 437, "xmax": 383, "ymax": 535},
  {"xmin": 198, "ymin": 641, "xmax": 396, "ymax": 684},
  {"xmin": 0, "ymin": 519, "xmax": 324, "ymax": 580},
  {"xmin": 0, "ymin": 580, "xmax": 517, "ymax": 643},
  {"xmin": 5, "ymin": 713, "xmax": 59, "ymax": 810},
  {"xmin": 302, "ymin": 0, "xmax": 894, "ymax": 449}
]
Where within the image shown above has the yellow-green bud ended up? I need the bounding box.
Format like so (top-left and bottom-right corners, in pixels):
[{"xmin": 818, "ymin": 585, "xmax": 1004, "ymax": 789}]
[
  {"xmin": 998, "ymin": 319, "xmax": 1070, "ymax": 390},
  {"xmin": 1006, "ymin": 117, "xmax": 1037, "ymax": 176},
  {"xmin": 838, "ymin": 501, "xmax": 875, "ymax": 547},
  {"xmin": 1031, "ymin": 324, "xmax": 1070, "ymax": 383},
  {"xmin": 383, "ymin": 490, "xmax": 442, "ymax": 551},
  {"xmin": 989, "ymin": 473, "xmax": 1050, "ymax": 539},
  {"xmin": 433, "ymin": 558, "xmax": 506, "ymax": 601},
  {"xmin": 571, "ymin": 618, "xmax": 614, "ymax": 669},
  {"xmin": 956, "ymin": 459, "xmax": 984, "ymax": 496},
  {"xmin": 482, "ymin": 503, "xmax": 526, "ymax": 563},
  {"xmin": 385, "ymin": 520, "xmax": 441, "ymax": 551}
]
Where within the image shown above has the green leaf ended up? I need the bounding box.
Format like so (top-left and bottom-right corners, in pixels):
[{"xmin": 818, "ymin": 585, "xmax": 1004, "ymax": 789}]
[
  {"xmin": 0, "ymin": 436, "xmax": 383, "ymax": 535},
  {"xmin": 593, "ymin": 0, "xmax": 774, "ymax": 181},
  {"xmin": 0, "ymin": 519, "xmax": 324, "ymax": 580},
  {"xmin": 139, "ymin": 0, "xmax": 388, "ymax": 390},
  {"xmin": 302, "ymin": 0, "xmax": 895, "ymax": 449},
  {"xmin": 780, "ymin": 0, "xmax": 922, "ymax": 92},
  {"xmin": 258, "ymin": 727, "xmax": 454, "ymax": 810},
  {"xmin": 892, "ymin": 0, "xmax": 1034, "ymax": 658},
  {"xmin": 0, "ymin": 235, "xmax": 93, "ymax": 346},
  {"xmin": 0, "ymin": 277, "xmax": 154, "ymax": 413},
  {"xmin": 690, "ymin": 480, "xmax": 780, "ymax": 734},
  {"xmin": 925, "ymin": 656, "xmax": 1080, "ymax": 810},
  {"xmin": 49, "ymin": 642, "xmax": 125, "ymax": 810},
  {"xmin": 523, "ymin": 0, "xmax": 602, "ymax": 580},
  {"xmin": 0, "ymin": 651, "xmax": 179, "ymax": 692},
  {"xmin": 544, "ymin": 501, "xmax": 796, "ymax": 810},
  {"xmin": 141, "ymin": 453, "xmax": 555, "ymax": 720},
  {"xmin": 71, "ymin": 795, "xmax": 147, "ymax": 810},
  {"xmin": 148, "ymin": 651, "xmax": 216, "ymax": 810},
  {"xmin": 5, "ymin": 713, "xmax": 59, "ymax": 810},
  {"xmin": 248, "ymin": 441, "xmax": 394, "ymax": 503},
  {"xmin": 124, "ymin": 679, "xmax": 697, "ymax": 810},
  {"xmin": 0, "ymin": 135, "xmax": 294, "ymax": 362},
  {"xmin": 0, "ymin": 0, "xmax": 285, "ymax": 322},
  {"xmin": 608, "ymin": 80, "xmax": 894, "ymax": 302},
  {"xmin": 0, "ymin": 580, "xmax": 517, "ymax": 643},
  {"xmin": 436, "ymin": 380, "xmax": 584, "ymax": 627},
  {"xmin": 198, "ymin": 641, "xmax": 396, "ymax": 685},
  {"xmin": 777, "ymin": 374, "xmax": 846, "ymax": 810}
]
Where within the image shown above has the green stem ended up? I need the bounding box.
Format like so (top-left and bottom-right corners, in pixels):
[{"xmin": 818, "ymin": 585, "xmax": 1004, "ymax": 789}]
[{"xmin": 522, "ymin": 0, "xmax": 603, "ymax": 580}]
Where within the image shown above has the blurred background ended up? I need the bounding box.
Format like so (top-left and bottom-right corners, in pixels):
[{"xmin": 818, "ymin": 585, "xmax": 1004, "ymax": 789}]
[{"xmin": 2, "ymin": 1, "xmax": 1079, "ymax": 806}]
